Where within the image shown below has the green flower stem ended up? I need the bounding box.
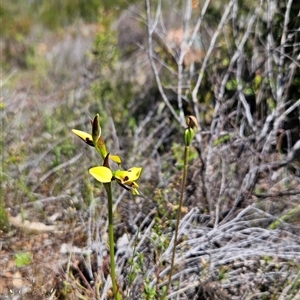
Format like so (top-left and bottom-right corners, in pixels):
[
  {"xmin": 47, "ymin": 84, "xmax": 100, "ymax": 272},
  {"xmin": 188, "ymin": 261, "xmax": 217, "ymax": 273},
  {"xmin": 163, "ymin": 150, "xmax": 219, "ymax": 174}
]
[
  {"xmin": 104, "ymin": 182, "xmax": 121, "ymax": 300},
  {"xmin": 165, "ymin": 145, "xmax": 189, "ymax": 297}
]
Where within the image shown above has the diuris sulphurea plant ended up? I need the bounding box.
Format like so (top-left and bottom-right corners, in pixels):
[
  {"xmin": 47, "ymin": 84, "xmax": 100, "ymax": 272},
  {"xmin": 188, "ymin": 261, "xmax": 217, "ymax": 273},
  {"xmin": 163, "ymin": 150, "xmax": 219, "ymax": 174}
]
[{"xmin": 72, "ymin": 114, "xmax": 142, "ymax": 300}]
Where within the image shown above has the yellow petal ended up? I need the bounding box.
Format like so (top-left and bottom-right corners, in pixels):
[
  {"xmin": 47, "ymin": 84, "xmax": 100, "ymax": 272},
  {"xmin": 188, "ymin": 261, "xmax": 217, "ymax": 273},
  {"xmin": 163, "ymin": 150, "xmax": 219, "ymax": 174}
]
[
  {"xmin": 125, "ymin": 181, "xmax": 139, "ymax": 188},
  {"xmin": 126, "ymin": 167, "xmax": 142, "ymax": 181},
  {"xmin": 113, "ymin": 170, "xmax": 129, "ymax": 183},
  {"xmin": 113, "ymin": 167, "xmax": 141, "ymax": 195},
  {"xmin": 131, "ymin": 188, "xmax": 140, "ymax": 195},
  {"xmin": 115, "ymin": 179, "xmax": 140, "ymax": 195},
  {"xmin": 72, "ymin": 129, "xmax": 94, "ymax": 147},
  {"xmin": 114, "ymin": 167, "xmax": 141, "ymax": 183},
  {"xmin": 109, "ymin": 155, "xmax": 121, "ymax": 164},
  {"xmin": 89, "ymin": 166, "xmax": 113, "ymax": 183}
]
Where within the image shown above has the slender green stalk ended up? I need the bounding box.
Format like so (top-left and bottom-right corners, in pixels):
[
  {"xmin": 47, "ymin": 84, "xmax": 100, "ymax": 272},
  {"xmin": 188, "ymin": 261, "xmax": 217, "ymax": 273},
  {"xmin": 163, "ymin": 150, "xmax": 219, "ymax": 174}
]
[
  {"xmin": 104, "ymin": 182, "xmax": 121, "ymax": 300},
  {"xmin": 165, "ymin": 145, "xmax": 189, "ymax": 297}
]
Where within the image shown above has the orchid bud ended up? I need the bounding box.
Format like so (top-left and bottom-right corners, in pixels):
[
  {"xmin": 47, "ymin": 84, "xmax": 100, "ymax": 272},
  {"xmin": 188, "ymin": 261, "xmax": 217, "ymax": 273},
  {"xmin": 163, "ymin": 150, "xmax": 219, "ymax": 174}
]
[
  {"xmin": 184, "ymin": 128, "xmax": 194, "ymax": 146},
  {"xmin": 184, "ymin": 115, "xmax": 198, "ymax": 146},
  {"xmin": 92, "ymin": 114, "xmax": 101, "ymax": 146}
]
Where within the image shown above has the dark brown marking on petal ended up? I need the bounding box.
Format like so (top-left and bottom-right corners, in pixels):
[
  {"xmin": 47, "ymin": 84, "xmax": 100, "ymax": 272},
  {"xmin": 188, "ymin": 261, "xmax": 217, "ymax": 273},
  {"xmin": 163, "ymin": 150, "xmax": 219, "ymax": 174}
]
[
  {"xmin": 86, "ymin": 138, "xmax": 94, "ymax": 147},
  {"xmin": 117, "ymin": 182, "xmax": 131, "ymax": 191}
]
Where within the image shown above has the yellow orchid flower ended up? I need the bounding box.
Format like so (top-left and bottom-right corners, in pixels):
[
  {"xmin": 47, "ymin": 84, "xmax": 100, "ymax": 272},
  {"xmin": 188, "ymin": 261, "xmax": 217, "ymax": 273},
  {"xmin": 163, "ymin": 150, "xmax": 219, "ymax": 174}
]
[
  {"xmin": 73, "ymin": 114, "xmax": 141, "ymax": 194},
  {"xmin": 113, "ymin": 167, "xmax": 142, "ymax": 195},
  {"xmin": 89, "ymin": 166, "xmax": 142, "ymax": 195},
  {"xmin": 113, "ymin": 167, "xmax": 142, "ymax": 186}
]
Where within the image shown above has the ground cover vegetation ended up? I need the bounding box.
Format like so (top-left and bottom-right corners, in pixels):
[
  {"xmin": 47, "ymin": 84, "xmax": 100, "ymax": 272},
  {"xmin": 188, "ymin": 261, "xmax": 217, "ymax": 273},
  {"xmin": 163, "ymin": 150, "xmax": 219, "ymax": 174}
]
[{"xmin": 1, "ymin": 0, "xmax": 300, "ymax": 299}]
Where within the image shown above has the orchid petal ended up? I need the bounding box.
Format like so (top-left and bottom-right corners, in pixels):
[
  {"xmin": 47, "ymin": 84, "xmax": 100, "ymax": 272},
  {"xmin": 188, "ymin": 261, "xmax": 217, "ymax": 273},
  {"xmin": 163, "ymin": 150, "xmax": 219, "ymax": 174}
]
[
  {"xmin": 113, "ymin": 167, "xmax": 142, "ymax": 195},
  {"xmin": 89, "ymin": 166, "xmax": 113, "ymax": 183},
  {"xmin": 114, "ymin": 167, "xmax": 142, "ymax": 183},
  {"xmin": 113, "ymin": 170, "xmax": 129, "ymax": 183},
  {"xmin": 72, "ymin": 129, "xmax": 94, "ymax": 147},
  {"xmin": 131, "ymin": 188, "xmax": 140, "ymax": 195},
  {"xmin": 109, "ymin": 155, "xmax": 122, "ymax": 164},
  {"xmin": 126, "ymin": 167, "xmax": 142, "ymax": 181}
]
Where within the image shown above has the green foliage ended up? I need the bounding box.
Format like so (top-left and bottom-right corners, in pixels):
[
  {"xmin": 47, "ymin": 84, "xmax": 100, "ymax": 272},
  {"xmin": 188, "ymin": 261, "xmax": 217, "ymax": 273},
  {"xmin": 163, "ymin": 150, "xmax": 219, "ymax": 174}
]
[
  {"xmin": 217, "ymin": 266, "xmax": 228, "ymax": 281},
  {"xmin": 267, "ymin": 98, "xmax": 276, "ymax": 111},
  {"xmin": 171, "ymin": 143, "xmax": 197, "ymax": 169},
  {"xmin": 150, "ymin": 230, "xmax": 169, "ymax": 252},
  {"xmin": 0, "ymin": 2, "xmax": 32, "ymax": 39},
  {"xmin": 24, "ymin": 45, "xmax": 49, "ymax": 73},
  {"xmin": 32, "ymin": 0, "xmax": 100, "ymax": 29},
  {"xmin": 127, "ymin": 257, "xmax": 139, "ymax": 286},
  {"xmin": 213, "ymin": 134, "xmax": 230, "ymax": 147},
  {"xmin": 127, "ymin": 250, "xmax": 158, "ymax": 296},
  {"xmin": 142, "ymin": 281, "xmax": 156, "ymax": 300},
  {"xmin": 91, "ymin": 18, "xmax": 135, "ymax": 132},
  {"xmin": 14, "ymin": 252, "xmax": 32, "ymax": 268},
  {"xmin": 290, "ymin": 271, "xmax": 300, "ymax": 297},
  {"xmin": 91, "ymin": 16, "xmax": 119, "ymax": 122},
  {"xmin": 153, "ymin": 189, "xmax": 168, "ymax": 217},
  {"xmin": 225, "ymin": 79, "xmax": 238, "ymax": 91},
  {"xmin": 269, "ymin": 204, "xmax": 300, "ymax": 229},
  {"xmin": 93, "ymin": 20, "xmax": 119, "ymax": 67}
]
